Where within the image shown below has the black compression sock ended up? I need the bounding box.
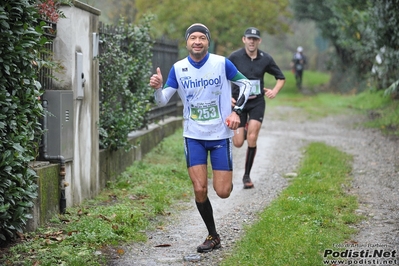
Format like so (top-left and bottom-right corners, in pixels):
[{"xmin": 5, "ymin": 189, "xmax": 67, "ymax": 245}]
[
  {"xmin": 244, "ymin": 146, "xmax": 257, "ymax": 176},
  {"xmin": 196, "ymin": 197, "xmax": 217, "ymax": 236}
]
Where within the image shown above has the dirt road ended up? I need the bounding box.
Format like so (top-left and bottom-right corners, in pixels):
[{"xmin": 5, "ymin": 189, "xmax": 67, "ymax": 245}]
[{"xmin": 108, "ymin": 105, "xmax": 399, "ymax": 266}]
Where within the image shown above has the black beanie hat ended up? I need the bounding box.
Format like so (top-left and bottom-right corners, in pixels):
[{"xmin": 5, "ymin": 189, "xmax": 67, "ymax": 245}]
[{"xmin": 185, "ymin": 23, "xmax": 211, "ymax": 41}]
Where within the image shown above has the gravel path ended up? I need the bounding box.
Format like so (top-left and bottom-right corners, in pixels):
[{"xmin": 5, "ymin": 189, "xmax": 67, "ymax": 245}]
[{"xmin": 107, "ymin": 105, "xmax": 399, "ymax": 266}]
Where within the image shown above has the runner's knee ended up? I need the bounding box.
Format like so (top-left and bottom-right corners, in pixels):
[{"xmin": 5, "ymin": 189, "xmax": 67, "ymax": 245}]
[
  {"xmin": 215, "ymin": 188, "xmax": 231, "ymax": 199},
  {"xmin": 233, "ymin": 134, "xmax": 245, "ymax": 147},
  {"xmin": 233, "ymin": 138, "xmax": 244, "ymax": 147},
  {"xmin": 246, "ymin": 132, "xmax": 258, "ymax": 143}
]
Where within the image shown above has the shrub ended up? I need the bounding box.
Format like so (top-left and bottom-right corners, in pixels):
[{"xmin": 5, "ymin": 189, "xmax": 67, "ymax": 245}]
[
  {"xmin": 0, "ymin": 0, "xmax": 48, "ymax": 242},
  {"xmin": 99, "ymin": 15, "xmax": 155, "ymax": 151}
]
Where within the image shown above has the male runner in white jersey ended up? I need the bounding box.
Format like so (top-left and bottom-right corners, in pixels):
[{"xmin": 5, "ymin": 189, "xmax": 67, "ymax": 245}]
[{"xmin": 149, "ymin": 23, "xmax": 251, "ymax": 253}]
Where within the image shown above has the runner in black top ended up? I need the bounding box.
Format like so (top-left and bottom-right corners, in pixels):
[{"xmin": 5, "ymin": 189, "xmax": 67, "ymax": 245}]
[{"xmin": 228, "ymin": 27, "xmax": 285, "ymax": 189}]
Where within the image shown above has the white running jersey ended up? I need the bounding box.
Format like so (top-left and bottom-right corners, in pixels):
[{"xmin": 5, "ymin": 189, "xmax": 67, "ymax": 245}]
[{"xmin": 155, "ymin": 53, "xmax": 248, "ymax": 140}]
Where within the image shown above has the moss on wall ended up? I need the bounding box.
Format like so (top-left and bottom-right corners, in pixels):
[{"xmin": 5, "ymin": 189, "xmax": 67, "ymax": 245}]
[{"xmin": 35, "ymin": 165, "xmax": 60, "ymax": 225}]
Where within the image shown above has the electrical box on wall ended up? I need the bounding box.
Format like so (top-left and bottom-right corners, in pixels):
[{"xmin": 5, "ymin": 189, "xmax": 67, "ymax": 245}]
[
  {"xmin": 43, "ymin": 90, "xmax": 74, "ymax": 161},
  {"xmin": 93, "ymin": 33, "xmax": 99, "ymax": 58},
  {"xmin": 76, "ymin": 51, "xmax": 85, "ymax": 99}
]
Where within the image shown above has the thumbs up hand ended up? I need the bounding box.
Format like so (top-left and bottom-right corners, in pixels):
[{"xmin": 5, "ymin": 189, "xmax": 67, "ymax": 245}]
[{"xmin": 149, "ymin": 67, "xmax": 163, "ymax": 90}]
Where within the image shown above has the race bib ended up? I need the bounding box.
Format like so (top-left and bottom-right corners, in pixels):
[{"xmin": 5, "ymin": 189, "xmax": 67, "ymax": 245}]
[
  {"xmin": 190, "ymin": 100, "xmax": 220, "ymax": 122},
  {"xmin": 249, "ymin": 80, "xmax": 261, "ymax": 96},
  {"xmin": 296, "ymin": 64, "xmax": 303, "ymax": 71}
]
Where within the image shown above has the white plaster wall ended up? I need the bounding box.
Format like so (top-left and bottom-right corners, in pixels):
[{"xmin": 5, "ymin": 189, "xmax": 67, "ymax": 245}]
[{"xmin": 52, "ymin": 1, "xmax": 101, "ymax": 207}]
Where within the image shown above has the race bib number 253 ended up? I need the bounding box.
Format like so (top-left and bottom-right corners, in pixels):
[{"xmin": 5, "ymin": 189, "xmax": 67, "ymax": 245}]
[{"xmin": 190, "ymin": 103, "xmax": 220, "ymax": 121}]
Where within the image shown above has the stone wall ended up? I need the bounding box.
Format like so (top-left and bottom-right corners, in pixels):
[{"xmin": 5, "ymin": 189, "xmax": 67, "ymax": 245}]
[{"xmin": 99, "ymin": 117, "xmax": 183, "ymax": 185}]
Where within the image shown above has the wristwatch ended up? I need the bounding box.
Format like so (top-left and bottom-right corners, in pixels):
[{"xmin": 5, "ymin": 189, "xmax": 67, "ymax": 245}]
[{"xmin": 233, "ymin": 108, "xmax": 242, "ymax": 115}]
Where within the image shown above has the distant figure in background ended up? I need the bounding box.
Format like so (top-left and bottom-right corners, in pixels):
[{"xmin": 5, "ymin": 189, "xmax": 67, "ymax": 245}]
[{"xmin": 290, "ymin": 46, "xmax": 307, "ymax": 90}]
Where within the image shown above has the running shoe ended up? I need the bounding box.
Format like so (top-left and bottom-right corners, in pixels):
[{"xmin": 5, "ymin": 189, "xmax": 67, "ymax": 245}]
[
  {"xmin": 243, "ymin": 174, "xmax": 254, "ymax": 189},
  {"xmin": 197, "ymin": 234, "xmax": 221, "ymax": 253}
]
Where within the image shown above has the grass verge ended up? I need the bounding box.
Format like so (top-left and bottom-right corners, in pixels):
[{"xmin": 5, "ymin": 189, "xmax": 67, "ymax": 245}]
[{"xmin": 221, "ymin": 142, "xmax": 363, "ymax": 266}]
